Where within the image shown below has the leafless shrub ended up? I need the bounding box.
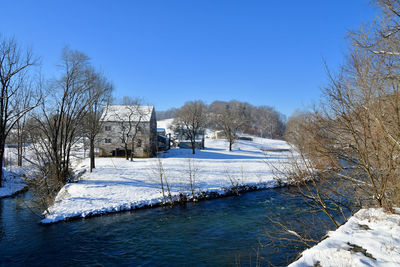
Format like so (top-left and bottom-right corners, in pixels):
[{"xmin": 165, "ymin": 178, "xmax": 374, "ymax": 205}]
[
  {"xmin": 260, "ymin": 205, "xmax": 329, "ymax": 266},
  {"xmin": 224, "ymin": 166, "xmax": 246, "ymax": 195},
  {"xmin": 186, "ymin": 157, "xmax": 200, "ymax": 200},
  {"xmin": 24, "ymin": 160, "xmax": 66, "ymax": 216},
  {"xmin": 152, "ymin": 156, "xmax": 173, "ymax": 205}
]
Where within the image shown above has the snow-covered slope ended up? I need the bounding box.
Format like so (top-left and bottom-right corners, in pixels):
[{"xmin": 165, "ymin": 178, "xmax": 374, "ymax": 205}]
[
  {"xmin": 42, "ymin": 137, "xmax": 295, "ymax": 223},
  {"xmin": 289, "ymin": 208, "xmax": 400, "ymax": 267},
  {"xmin": 157, "ymin": 118, "xmax": 174, "ymax": 135}
]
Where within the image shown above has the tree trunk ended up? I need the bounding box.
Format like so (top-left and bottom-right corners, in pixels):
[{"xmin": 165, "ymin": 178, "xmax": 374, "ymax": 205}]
[
  {"xmin": 17, "ymin": 135, "xmax": 23, "ymax": 167},
  {"xmin": 17, "ymin": 145, "xmax": 22, "ymax": 166},
  {"xmin": 130, "ymin": 141, "xmax": 135, "ymax": 161},
  {"xmin": 229, "ymin": 140, "xmax": 233, "ymax": 151},
  {"xmin": 125, "ymin": 143, "xmax": 129, "ymax": 160},
  {"xmin": 0, "ymin": 141, "xmax": 5, "ymax": 187},
  {"xmin": 17, "ymin": 123, "xmax": 23, "ymax": 167},
  {"xmin": 191, "ymin": 140, "xmax": 195, "ymax": 154},
  {"xmin": 89, "ymin": 137, "xmax": 95, "ymax": 172}
]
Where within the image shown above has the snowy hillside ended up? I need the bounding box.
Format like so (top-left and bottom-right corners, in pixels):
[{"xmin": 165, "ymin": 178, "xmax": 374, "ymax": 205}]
[
  {"xmin": 157, "ymin": 118, "xmax": 174, "ymax": 135},
  {"xmin": 42, "ymin": 136, "xmax": 295, "ymax": 223}
]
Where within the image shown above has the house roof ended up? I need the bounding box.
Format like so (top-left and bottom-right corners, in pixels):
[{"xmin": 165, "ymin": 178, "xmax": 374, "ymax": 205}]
[{"xmin": 101, "ymin": 105, "xmax": 154, "ymax": 122}]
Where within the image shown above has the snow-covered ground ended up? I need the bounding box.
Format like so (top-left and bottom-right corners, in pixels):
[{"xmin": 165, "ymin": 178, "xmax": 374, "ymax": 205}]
[
  {"xmin": 0, "ymin": 170, "xmax": 27, "ymax": 198},
  {"xmin": 289, "ymin": 208, "xmax": 400, "ymax": 267},
  {"xmin": 42, "ymin": 136, "xmax": 294, "ymax": 223}
]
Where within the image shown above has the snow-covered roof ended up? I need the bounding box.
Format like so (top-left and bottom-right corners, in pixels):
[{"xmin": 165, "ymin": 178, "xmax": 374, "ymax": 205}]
[{"xmin": 101, "ymin": 105, "xmax": 154, "ymax": 122}]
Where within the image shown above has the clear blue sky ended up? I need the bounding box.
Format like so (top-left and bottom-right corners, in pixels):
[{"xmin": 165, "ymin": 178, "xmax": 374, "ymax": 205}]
[{"xmin": 0, "ymin": 1, "xmax": 378, "ymax": 117}]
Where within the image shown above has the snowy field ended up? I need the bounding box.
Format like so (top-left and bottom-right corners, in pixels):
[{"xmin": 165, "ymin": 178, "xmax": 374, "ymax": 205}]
[
  {"xmin": 42, "ymin": 136, "xmax": 294, "ymax": 223},
  {"xmin": 290, "ymin": 208, "xmax": 400, "ymax": 267}
]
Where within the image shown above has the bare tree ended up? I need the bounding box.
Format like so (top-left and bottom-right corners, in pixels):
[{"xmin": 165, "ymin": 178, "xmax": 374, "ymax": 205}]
[
  {"xmin": 280, "ymin": 34, "xmax": 400, "ymax": 215},
  {"xmin": 152, "ymin": 156, "xmax": 173, "ymax": 205},
  {"xmin": 262, "ymin": 1, "xmax": 400, "ymax": 258},
  {"xmin": 186, "ymin": 157, "xmax": 199, "ymax": 199},
  {"xmin": 30, "ymin": 47, "xmax": 91, "ymax": 190},
  {"xmin": 173, "ymin": 100, "xmax": 207, "ymax": 154},
  {"xmin": 83, "ymin": 68, "xmax": 113, "ymax": 171},
  {"xmin": 114, "ymin": 97, "xmax": 152, "ymax": 160},
  {"xmin": 126, "ymin": 100, "xmax": 152, "ymax": 161},
  {"xmin": 209, "ymin": 100, "xmax": 250, "ymax": 151},
  {"xmin": 13, "ymin": 85, "xmax": 39, "ymax": 167},
  {"xmin": 0, "ymin": 36, "xmax": 40, "ymax": 186},
  {"xmin": 155, "ymin": 156, "xmax": 167, "ymax": 203},
  {"xmin": 320, "ymin": 50, "xmax": 400, "ymax": 210},
  {"xmin": 274, "ymin": 0, "xmax": 400, "ymax": 214}
]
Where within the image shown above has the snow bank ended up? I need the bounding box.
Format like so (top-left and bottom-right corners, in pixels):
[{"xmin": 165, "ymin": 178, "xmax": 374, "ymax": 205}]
[
  {"xmin": 0, "ymin": 170, "xmax": 27, "ymax": 198},
  {"xmin": 289, "ymin": 208, "xmax": 400, "ymax": 267},
  {"xmin": 42, "ymin": 137, "xmax": 295, "ymax": 223}
]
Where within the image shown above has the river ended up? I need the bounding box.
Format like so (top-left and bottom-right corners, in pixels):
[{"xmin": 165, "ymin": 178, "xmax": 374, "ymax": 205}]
[{"xmin": 0, "ymin": 188, "xmax": 331, "ymax": 266}]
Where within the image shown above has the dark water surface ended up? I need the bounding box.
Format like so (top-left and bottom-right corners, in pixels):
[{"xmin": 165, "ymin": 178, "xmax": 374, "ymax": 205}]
[{"xmin": 0, "ymin": 189, "xmax": 322, "ymax": 266}]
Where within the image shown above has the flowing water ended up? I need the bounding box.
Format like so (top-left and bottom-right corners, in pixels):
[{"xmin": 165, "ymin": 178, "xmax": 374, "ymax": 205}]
[{"xmin": 0, "ymin": 188, "xmax": 330, "ymax": 266}]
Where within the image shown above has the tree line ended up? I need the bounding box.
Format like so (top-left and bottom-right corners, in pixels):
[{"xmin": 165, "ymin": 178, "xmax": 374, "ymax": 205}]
[
  {"xmin": 170, "ymin": 100, "xmax": 286, "ymax": 154},
  {"xmin": 0, "ymin": 37, "xmax": 113, "ymax": 210}
]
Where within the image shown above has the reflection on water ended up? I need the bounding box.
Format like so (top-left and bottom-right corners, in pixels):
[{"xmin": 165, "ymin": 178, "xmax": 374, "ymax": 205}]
[{"xmin": 0, "ymin": 188, "xmax": 332, "ymax": 266}]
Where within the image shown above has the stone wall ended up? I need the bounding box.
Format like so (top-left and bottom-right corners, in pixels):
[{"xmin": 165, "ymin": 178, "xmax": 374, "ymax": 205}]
[{"xmin": 97, "ymin": 121, "xmax": 154, "ymax": 158}]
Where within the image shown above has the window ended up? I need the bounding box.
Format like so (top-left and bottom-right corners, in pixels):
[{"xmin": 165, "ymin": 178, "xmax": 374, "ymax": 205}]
[
  {"xmin": 137, "ymin": 139, "xmax": 142, "ymax": 148},
  {"xmin": 105, "ymin": 126, "xmax": 111, "ymax": 131},
  {"xmin": 105, "ymin": 138, "xmax": 112, "ymax": 144}
]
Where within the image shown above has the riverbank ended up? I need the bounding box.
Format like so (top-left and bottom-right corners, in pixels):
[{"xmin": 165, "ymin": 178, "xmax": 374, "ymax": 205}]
[
  {"xmin": 0, "ymin": 170, "xmax": 28, "ymax": 198},
  {"xmin": 289, "ymin": 208, "xmax": 400, "ymax": 266},
  {"xmin": 42, "ymin": 137, "xmax": 296, "ymax": 224}
]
